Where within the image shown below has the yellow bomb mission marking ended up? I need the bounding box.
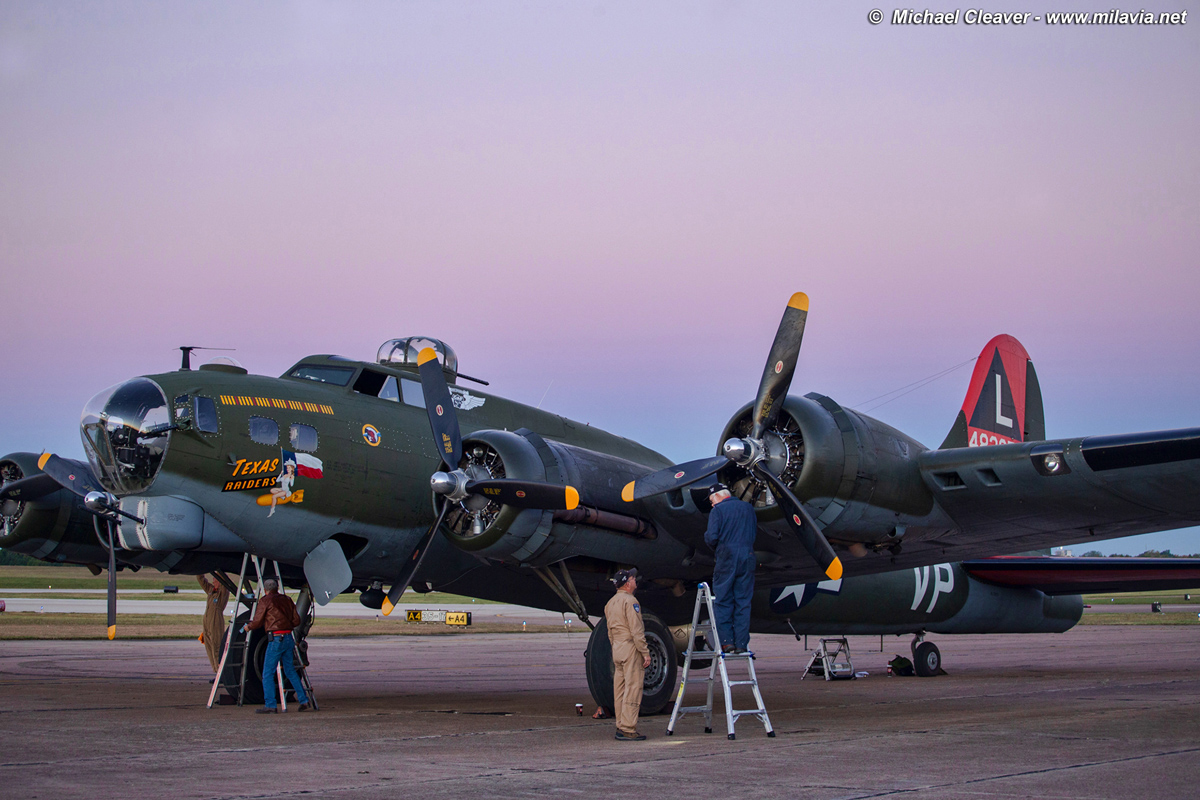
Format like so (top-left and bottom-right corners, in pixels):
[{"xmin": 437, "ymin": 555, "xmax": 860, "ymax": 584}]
[{"xmin": 219, "ymin": 395, "xmax": 335, "ymax": 416}]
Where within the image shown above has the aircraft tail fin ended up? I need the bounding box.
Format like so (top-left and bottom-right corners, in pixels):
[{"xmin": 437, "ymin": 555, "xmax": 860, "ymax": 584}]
[{"xmin": 939, "ymin": 334, "xmax": 1045, "ymax": 449}]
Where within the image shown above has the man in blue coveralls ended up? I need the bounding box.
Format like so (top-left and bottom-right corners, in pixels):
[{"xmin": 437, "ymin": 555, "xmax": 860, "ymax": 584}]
[{"xmin": 703, "ymin": 483, "xmax": 758, "ymax": 654}]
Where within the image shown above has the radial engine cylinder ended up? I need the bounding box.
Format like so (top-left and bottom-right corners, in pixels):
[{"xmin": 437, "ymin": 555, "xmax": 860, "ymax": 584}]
[
  {"xmin": 440, "ymin": 429, "xmax": 687, "ymax": 567},
  {"xmin": 717, "ymin": 393, "xmax": 940, "ymax": 543}
]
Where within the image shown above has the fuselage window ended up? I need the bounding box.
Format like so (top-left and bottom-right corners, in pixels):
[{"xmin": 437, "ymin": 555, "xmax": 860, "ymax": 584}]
[
  {"xmin": 194, "ymin": 397, "xmax": 219, "ymax": 434},
  {"xmin": 290, "ymin": 423, "xmax": 318, "ymax": 453},
  {"xmin": 249, "ymin": 416, "xmax": 279, "ymax": 445},
  {"xmin": 289, "ymin": 365, "xmax": 355, "ymax": 386},
  {"xmin": 400, "ymin": 378, "xmax": 425, "ymax": 408},
  {"xmin": 378, "ymin": 376, "xmax": 400, "ymax": 402}
]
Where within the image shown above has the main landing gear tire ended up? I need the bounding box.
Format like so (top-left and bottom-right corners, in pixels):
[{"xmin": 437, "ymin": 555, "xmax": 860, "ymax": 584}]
[
  {"xmin": 913, "ymin": 641, "xmax": 941, "ymax": 677},
  {"xmin": 585, "ymin": 613, "xmax": 678, "ymax": 716}
]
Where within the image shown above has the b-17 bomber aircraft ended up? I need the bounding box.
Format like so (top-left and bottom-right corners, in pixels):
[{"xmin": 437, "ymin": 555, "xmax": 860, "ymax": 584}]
[{"xmin": 4, "ymin": 293, "xmax": 1200, "ymax": 712}]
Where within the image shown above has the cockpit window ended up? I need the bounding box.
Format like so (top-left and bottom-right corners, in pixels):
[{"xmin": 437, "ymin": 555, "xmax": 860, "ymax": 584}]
[
  {"xmin": 194, "ymin": 397, "xmax": 219, "ymax": 434},
  {"xmin": 290, "ymin": 424, "xmax": 318, "ymax": 452},
  {"xmin": 289, "ymin": 365, "xmax": 354, "ymax": 386},
  {"xmin": 352, "ymin": 369, "xmax": 388, "ymax": 396},
  {"xmin": 249, "ymin": 416, "xmax": 279, "ymax": 445},
  {"xmin": 353, "ymin": 369, "xmax": 400, "ymax": 403},
  {"xmin": 400, "ymin": 378, "xmax": 425, "ymax": 408}
]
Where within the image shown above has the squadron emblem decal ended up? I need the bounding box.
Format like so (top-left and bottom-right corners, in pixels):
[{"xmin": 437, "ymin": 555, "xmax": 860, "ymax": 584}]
[
  {"xmin": 449, "ymin": 387, "xmax": 486, "ymax": 411},
  {"xmin": 362, "ymin": 424, "xmax": 381, "ymax": 446}
]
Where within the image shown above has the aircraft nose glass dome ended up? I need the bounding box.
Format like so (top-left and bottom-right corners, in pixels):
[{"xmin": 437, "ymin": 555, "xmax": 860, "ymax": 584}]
[{"xmin": 80, "ymin": 378, "xmax": 171, "ymax": 495}]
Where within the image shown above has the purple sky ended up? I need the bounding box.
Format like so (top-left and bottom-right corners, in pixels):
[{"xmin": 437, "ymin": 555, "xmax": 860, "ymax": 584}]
[{"xmin": 2, "ymin": 2, "xmax": 1197, "ymax": 555}]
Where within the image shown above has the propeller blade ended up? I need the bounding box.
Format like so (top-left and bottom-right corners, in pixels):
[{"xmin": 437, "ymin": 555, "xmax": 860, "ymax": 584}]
[
  {"xmin": 750, "ymin": 292, "xmax": 809, "ymax": 439},
  {"xmin": 381, "ymin": 502, "xmax": 451, "ymax": 617},
  {"xmin": 36, "ymin": 453, "xmax": 99, "ymax": 498},
  {"xmin": 0, "ymin": 473, "xmax": 60, "ymax": 504},
  {"xmin": 417, "ymin": 348, "xmax": 462, "ymax": 470},
  {"xmin": 105, "ymin": 519, "xmax": 117, "ymax": 640},
  {"xmin": 621, "ymin": 455, "xmax": 731, "ymax": 502},
  {"xmin": 752, "ymin": 465, "xmax": 842, "ymax": 581},
  {"xmin": 466, "ymin": 479, "xmax": 580, "ymax": 510}
]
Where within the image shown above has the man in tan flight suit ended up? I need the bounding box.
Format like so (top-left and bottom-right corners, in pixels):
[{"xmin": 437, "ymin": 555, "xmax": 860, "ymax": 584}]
[
  {"xmin": 604, "ymin": 568, "xmax": 651, "ymax": 741},
  {"xmin": 197, "ymin": 573, "xmax": 230, "ymax": 673}
]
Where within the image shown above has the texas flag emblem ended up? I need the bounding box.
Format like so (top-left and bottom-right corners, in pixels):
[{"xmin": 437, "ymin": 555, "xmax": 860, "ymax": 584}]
[{"xmin": 281, "ymin": 449, "xmax": 324, "ymax": 479}]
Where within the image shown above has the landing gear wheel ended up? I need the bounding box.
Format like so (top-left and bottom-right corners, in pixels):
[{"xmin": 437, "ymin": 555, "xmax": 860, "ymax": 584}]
[
  {"xmin": 585, "ymin": 613, "xmax": 678, "ymax": 715},
  {"xmin": 913, "ymin": 641, "xmax": 941, "ymax": 677}
]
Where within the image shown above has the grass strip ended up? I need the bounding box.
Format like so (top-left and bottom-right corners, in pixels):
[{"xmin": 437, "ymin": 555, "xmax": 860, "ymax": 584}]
[
  {"xmin": 0, "ymin": 612, "xmax": 573, "ymax": 639},
  {"xmin": 1079, "ymin": 612, "xmax": 1198, "ymax": 625}
]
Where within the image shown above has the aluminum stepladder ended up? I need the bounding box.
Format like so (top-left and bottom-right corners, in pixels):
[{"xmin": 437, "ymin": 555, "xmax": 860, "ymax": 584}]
[
  {"xmin": 801, "ymin": 637, "xmax": 855, "ymax": 681},
  {"xmin": 206, "ymin": 554, "xmax": 317, "ymax": 710},
  {"xmin": 666, "ymin": 582, "xmax": 774, "ymax": 740}
]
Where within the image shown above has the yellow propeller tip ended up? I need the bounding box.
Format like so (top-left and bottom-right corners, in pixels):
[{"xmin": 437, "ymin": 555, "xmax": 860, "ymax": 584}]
[
  {"xmin": 416, "ymin": 347, "xmax": 439, "ymax": 366},
  {"xmin": 788, "ymin": 292, "xmax": 809, "ymax": 311},
  {"xmin": 621, "ymin": 482, "xmax": 635, "ymax": 503},
  {"xmin": 564, "ymin": 486, "xmax": 580, "ymax": 511},
  {"xmin": 38, "ymin": 452, "xmax": 52, "ymax": 470},
  {"xmin": 107, "ymin": 625, "xmax": 116, "ymax": 640},
  {"xmin": 381, "ymin": 598, "xmax": 394, "ymax": 616},
  {"xmin": 825, "ymin": 558, "xmax": 843, "ymax": 581}
]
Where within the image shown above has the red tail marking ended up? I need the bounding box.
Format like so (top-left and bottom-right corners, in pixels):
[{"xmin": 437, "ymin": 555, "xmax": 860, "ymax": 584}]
[{"xmin": 961, "ymin": 334, "xmax": 1030, "ymax": 447}]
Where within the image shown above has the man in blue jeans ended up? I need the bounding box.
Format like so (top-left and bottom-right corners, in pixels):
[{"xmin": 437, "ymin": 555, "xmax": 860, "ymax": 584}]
[
  {"xmin": 242, "ymin": 578, "xmax": 313, "ymax": 713},
  {"xmin": 703, "ymin": 483, "xmax": 758, "ymax": 654}
]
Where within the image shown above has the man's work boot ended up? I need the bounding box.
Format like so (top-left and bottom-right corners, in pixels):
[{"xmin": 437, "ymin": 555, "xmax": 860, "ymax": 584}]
[
  {"xmin": 614, "ymin": 730, "xmax": 647, "ymax": 741},
  {"xmin": 297, "ymin": 702, "xmax": 316, "ymax": 712},
  {"xmin": 255, "ymin": 707, "xmax": 278, "ymax": 714}
]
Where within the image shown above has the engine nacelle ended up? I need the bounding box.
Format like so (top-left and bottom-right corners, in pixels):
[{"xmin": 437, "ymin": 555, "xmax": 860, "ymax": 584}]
[
  {"xmin": 2, "ymin": 452, "xmax": 250, "ymax": 575},
  {"xmin": 440, "ymin": 430, "xmax": 689, "ymax": 567},
  {"xmin": 717, "ymin": 394, "xmax": 942, "ymax": 544},
  {"xmin": 0, "ymin": 453, "xmax": 110, "ymax": 566}
]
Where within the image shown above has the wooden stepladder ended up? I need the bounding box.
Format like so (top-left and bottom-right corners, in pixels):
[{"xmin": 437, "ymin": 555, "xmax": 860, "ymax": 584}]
[
  {"xmin": 666, "ymin": 582, "xmax": 774, "ymax": 740},
  {"xmin": 206, "ymin": 554, "xmax": 317, "ymax": 710}
]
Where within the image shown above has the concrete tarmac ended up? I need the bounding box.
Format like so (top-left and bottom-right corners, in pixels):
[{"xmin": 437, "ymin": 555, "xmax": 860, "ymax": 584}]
[{"xmin": 2, "ymin": 626, "xmax": 1199, "ymax": 799}]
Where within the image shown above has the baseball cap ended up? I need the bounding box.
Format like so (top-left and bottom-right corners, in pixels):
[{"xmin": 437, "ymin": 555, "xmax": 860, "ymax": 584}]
[{"xmin": 612, "ymin": 568, "xmax": 639, "ymax": 588}]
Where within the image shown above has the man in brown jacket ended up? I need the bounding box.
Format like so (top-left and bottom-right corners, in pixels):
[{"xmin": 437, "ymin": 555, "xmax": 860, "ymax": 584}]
[
  {"xmin": 604, "ymin": 568, "xmax": 651, "ymax": 741},
  {"xmin": 242, "ymin": 578, "xmax": 313, "ymax": 713}
]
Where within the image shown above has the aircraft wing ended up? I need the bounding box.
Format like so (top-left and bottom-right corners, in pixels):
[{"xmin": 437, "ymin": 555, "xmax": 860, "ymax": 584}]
[
  {"xmin": 961, "ymin": 556, "xmax": 1200, "ymax": 595},
  {"xmin": 756, "ymin": 428, "xmax": 1200, "ymax": 587}
]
